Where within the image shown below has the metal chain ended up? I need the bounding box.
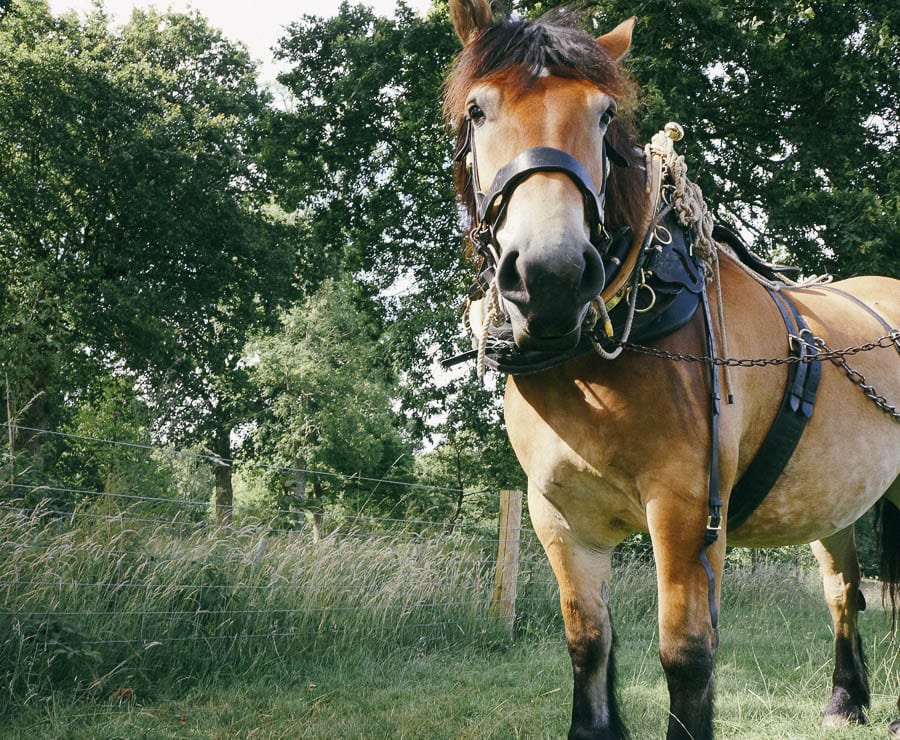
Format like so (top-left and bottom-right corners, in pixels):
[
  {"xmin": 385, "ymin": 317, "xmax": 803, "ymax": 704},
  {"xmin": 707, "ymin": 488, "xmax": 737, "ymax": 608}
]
[
  {"xmin": 815, "ymin": 337, "xmax": 900, "ymax": 421},
  {"xmin": 617, "ymin": 331, "xmax": 900, "ymax": 368},
  {"xmin": 616, "ymin": 330, "xmax": 900, "ymax": 422}
]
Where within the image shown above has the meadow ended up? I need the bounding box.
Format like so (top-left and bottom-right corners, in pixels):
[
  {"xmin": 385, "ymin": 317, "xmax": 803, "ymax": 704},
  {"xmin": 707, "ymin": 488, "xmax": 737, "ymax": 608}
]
[{"xmin": 1, "ymin": 500, "xmax": 897, "ymax": 739}]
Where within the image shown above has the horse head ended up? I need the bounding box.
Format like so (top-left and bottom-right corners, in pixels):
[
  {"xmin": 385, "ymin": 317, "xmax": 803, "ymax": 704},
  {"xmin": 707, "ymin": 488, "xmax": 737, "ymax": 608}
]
[{"xmin": 446, "ymin": 2, "xmax": 644, "ymax": 352}]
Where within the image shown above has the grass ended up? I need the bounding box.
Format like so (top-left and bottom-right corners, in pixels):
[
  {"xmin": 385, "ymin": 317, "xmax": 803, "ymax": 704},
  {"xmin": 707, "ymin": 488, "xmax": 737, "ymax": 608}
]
[
  {"xmin": 3, "ymin": 621, "xmax": 896, "ymax": 738},
  {"xmin": 1, "ymin": 501, "xmax": 898, "ymax": 738}
]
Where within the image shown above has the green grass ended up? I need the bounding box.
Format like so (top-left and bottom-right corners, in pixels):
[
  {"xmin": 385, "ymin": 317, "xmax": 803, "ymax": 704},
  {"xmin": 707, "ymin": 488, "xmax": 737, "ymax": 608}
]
[
  {"xmin": 2, "ymin": 620, "xmax": 897, "ymax": 739},
  {"xmin": 1, "ymin": 502, "xmax": 897, "ymax": 738}
]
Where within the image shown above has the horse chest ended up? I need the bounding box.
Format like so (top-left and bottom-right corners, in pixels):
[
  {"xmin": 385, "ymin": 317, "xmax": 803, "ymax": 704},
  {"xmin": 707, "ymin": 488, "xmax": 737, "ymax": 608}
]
[{"xmin": 504, "ymin": 375, "xmax": 689, "ymax": 540}]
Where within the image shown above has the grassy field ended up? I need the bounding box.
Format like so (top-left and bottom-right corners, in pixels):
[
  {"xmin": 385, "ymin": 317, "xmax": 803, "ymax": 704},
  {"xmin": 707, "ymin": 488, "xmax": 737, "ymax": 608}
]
[
  {"xmin": 2, "ymin": 610, "xmax": 897, "ymax": 738},
  {"xmin": 1, "ymin": 504, "xmax": 898, "ymax": 738}
]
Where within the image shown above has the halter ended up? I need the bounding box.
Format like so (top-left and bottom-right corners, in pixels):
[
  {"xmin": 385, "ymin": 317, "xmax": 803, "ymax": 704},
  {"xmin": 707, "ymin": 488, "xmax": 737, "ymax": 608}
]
[{"xmin": 453, "ymin": 102, "xmax": 627, "ymax": 277}]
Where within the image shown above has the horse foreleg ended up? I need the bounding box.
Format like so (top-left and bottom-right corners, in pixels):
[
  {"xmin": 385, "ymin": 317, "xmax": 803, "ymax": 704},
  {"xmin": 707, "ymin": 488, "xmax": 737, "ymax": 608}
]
[
  {"xmin": 648, "ymin": 505, "xmax": 722, "ymax": 740},
  {"xmin": 529, "ymin": 490, "xmax": 627, "ymax": 739},
  {"xmin": 810, "ymin": 526, "xmax": 870, "ymax": 727}
]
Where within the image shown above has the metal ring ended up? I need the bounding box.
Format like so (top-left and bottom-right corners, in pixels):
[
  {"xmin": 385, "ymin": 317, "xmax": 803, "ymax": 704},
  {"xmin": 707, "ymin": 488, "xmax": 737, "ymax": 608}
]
[
  {"xmin": 654, "ymin": 224, "xmax": 673, "ymax": 245},
  {"xmin": 634, "ymin": 284, "xmax": 657, "ymax": 314},
  {"xmin": 660, "ymin": 184, "xmax": 675, "ymax": 206}
]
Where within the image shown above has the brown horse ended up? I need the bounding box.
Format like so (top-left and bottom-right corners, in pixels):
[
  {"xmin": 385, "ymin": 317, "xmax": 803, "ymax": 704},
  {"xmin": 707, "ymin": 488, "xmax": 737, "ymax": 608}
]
[{"xmin": 444, "ymin": 3, "xmax": 900, "ymax": 738}]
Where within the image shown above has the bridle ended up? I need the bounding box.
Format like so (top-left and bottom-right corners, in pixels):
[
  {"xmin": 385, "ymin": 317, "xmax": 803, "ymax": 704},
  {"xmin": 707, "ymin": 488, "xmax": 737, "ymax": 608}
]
[{"xmin": 453, "ymin": 101, "xmax": 629, "ymax": 293}]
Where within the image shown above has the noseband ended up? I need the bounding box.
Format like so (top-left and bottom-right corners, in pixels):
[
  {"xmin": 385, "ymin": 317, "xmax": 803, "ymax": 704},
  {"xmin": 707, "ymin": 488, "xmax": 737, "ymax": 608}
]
[{"xmin": 453, "ymin": 103, "xmax": 628, "ymax": 277}]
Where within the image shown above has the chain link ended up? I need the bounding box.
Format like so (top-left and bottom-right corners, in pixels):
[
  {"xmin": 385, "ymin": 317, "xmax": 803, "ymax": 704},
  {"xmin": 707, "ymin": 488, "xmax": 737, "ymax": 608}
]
[
  {"xmin": 618, "ymin": 331, "xmax": 900, "ymax": 367},
  {"xmin": 816, "ymin": 337, "xmax": 900, "ymax": 421},
  {"xmin": 617, "ymin": 330, "xmax": 900, "ymax": 421}
]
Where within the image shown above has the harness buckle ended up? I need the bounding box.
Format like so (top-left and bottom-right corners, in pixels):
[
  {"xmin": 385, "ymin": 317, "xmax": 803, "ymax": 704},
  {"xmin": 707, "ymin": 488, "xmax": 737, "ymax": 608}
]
[
  {"xmin": 706, "ymin": 515, "xmax": 722, "ymax": 531},
  {"xmin": 789, "ymin": 328, "xmax": 819, "ymax": 353}
]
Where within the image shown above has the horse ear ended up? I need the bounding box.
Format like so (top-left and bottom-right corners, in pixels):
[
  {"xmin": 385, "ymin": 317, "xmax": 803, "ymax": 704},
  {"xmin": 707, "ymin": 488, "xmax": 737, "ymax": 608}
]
[
  {"xmin": 596, "ymin": 17, "xmax": 637, "ymax": 62},
  {"xmin": 450, "ymin": 0, "xmax": 493, "ymax": 45}
]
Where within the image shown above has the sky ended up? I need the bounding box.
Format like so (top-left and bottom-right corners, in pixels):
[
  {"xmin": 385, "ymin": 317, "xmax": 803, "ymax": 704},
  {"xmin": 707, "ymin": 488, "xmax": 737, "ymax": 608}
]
[{"xmin": 46, "ymin": 0, "xmax": 434, "ymax": 83}]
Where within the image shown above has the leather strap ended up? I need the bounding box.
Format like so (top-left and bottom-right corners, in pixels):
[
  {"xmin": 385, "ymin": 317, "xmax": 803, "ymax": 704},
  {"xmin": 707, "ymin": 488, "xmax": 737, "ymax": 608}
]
[
  {"xmin": 817, "ymin": 285, "xmax": 900, "ymax": 358},
  {"xmin": 727, "ymin": 289, "xmax": 821, "ymax": 531},
  {"xmin": 475, "ymin": 145, "xmax": 610, "ymax": 251},
  {"xmin": 698, "ymin": 286, "xmax": 722, "ymax": 630}
]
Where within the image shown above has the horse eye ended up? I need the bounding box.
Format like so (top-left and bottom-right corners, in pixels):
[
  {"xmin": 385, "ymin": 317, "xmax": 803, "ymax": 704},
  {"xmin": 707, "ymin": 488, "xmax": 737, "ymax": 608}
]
[
  {"xmin": 468, "ymin": 104, "xmax": 486, "ymax": 125},
  {"xmin": 599, "ymin": 102, "xmax": 618, "ymax": 129}
]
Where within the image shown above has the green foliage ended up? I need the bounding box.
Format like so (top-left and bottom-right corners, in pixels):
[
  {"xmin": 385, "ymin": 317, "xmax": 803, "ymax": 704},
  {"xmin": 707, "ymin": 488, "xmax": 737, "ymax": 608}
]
[
  {"xmin": 246, "ymin": 277, "xmax": 415, "ymax": 517},
  {"xmin": 53, "ymin": 376, "xmax": 171, "ymax": 499},
  {"xmin": 0, "ymin": 1, "xmax": 298, "ymax": 503},
  {"xmin": 269, "ymin": 2, "xmax": 478, "ymax": 442}
]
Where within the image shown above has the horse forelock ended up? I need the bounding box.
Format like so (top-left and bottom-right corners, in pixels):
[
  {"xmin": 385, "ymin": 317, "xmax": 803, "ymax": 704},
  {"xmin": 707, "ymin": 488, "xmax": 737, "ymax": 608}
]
[{"xmin": 444, "ymin": 15, "xmax": 647, "ymax": 259}]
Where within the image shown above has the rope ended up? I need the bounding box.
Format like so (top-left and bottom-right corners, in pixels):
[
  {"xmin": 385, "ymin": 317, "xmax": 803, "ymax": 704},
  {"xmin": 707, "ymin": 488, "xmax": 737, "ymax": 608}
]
[
  {"xmin": 645, "ymin": 122, "xmax": 832, "ymax": 399},
  {"xmin": 649, "ymin": 126, "xmax": 718, "ymax": 278},
  {"xmin": 476, "ymin": 279, "xmax": 505, "ymax": 379}
]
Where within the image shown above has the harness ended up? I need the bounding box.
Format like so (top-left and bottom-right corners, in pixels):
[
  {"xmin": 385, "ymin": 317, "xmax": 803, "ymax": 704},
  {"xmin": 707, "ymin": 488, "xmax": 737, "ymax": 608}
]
[{"xmin": 447, "ymin": 119, "xmax": 895, "ymax": 631}]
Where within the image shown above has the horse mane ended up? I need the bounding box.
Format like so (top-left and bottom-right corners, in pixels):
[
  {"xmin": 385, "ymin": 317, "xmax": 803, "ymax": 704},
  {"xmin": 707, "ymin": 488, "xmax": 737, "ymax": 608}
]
[{"xmin": 443, "ymin": 11, "xmax": 647, "ymax": 251}]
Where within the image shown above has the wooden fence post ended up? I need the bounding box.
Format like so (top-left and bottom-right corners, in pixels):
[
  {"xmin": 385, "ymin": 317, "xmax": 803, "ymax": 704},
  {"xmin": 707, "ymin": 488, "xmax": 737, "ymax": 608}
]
[{"xmin": 492, "ymin": 489, "xmax": 523, "ymax": 633}]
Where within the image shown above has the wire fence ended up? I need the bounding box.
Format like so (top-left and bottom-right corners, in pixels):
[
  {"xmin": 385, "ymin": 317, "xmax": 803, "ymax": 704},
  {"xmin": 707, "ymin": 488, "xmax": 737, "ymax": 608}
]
[
  {"xmin": 0, "ymin": 423, "xmax": 829, "ymax": 707},
  {"xmin": 0, "ymin": 424, "xmax": 573, "ymax": 702}
]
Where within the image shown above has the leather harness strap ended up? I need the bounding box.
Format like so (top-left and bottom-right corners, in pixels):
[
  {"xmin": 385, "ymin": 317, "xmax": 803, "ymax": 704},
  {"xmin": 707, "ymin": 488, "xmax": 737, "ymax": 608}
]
[
  {"xmin": 726, "ymin": 289, "xmax": 822, "ymax": 532},
  {"xmin": 699, "ymin": 285, "xmax": 823, "ymax": 627},
  {"xmin": 699, "ymin": 285, "xmax": 723, "ymax": 630},
  {"xmin": 818, "ymin": 285, "xmax": 900, "ymax": 358}
]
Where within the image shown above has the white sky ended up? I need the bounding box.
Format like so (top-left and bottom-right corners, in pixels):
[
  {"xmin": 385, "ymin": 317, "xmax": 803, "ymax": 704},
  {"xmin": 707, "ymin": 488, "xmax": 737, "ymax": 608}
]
[{"xmin": 46, "ymin": 0, "xmax": 434, "ymax": 84}]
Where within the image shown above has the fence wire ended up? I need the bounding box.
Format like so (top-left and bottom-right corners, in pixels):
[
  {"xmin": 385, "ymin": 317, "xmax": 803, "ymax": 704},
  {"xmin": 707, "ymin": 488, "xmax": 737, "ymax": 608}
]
[{"xmin": 0, "ymin": 425, "xmax": 567, "ymax": 702}]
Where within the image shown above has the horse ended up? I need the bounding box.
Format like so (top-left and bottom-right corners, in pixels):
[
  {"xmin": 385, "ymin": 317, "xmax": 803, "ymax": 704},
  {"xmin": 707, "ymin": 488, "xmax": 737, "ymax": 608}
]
[{"xmin": 442, "ymin": 3, "xmax": 900, "ymax": 738}]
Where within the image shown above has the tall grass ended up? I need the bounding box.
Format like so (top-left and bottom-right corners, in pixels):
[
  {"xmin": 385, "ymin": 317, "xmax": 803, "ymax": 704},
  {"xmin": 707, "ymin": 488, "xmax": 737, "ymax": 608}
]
[
  {"xmin": 0, "ymin": 499, "xmax": 522, "ymax": 712},
  {"xmin": 4, "ymin": 499, "xmax": 897, "ymax": 738}
]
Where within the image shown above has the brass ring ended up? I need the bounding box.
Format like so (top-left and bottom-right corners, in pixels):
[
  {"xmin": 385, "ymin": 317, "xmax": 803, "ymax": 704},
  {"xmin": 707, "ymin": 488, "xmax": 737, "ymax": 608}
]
[
  {"xmin": 654, "ymin": 224, "xmax": 673, "ymax": 245},
  {"xmin": 634, "ymin": 284, "xmax": 657, "ymax": 314}
]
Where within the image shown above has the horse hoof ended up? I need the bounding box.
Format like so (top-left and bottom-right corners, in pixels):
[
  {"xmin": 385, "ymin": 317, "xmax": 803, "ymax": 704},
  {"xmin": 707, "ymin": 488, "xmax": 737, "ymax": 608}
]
[
  {"xmin": 888, "ymin": 717, "xmax": 900, "ymax": 739},
  {"xmin": 822, "ymin": 709, "xmax": 867, "ymax": 729}
]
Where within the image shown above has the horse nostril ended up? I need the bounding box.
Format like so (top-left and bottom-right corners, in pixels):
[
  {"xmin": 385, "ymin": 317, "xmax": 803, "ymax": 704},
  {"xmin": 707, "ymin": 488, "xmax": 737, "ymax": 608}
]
[
  {"xmin": 579, "ymin": 246, "xmax": 606, "ymax": 302},
  {"xmin": 496, "ymin": 249, "xmax": 527, "ymax": 304}
]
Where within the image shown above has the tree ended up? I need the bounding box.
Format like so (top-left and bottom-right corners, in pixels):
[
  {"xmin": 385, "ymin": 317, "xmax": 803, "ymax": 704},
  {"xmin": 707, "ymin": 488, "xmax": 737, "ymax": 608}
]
[
  {"xmin": 0, "ymin": 2, "xmax": 300, "ymax": 519},
  {"xmin": 269, "ymin": 2, "xmax": 529, "ymax": 506},
  {"xmin": 270, "ymin": 2, "xmax": 475, "ymax": 420},
  {"xmin": 0, "ymin": 1, "xmax": 114, "ymax": 478},
  {"xmin": 247, "ymin": 277, "xmax": 414, "ymax": 534}
]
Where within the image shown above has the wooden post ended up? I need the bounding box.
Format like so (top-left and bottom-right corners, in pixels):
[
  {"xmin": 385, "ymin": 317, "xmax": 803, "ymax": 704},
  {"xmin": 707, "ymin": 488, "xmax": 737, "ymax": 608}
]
[{"xmin": 492, "ymin": 489, "xmax": 523, "ymax": 633}]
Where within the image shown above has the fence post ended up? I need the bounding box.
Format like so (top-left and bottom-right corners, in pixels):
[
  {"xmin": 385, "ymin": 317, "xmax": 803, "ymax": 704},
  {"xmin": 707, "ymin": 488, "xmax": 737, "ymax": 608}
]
[{"xmin": 492, "ymin": 489, "xmax": 523, "ymax": 634}]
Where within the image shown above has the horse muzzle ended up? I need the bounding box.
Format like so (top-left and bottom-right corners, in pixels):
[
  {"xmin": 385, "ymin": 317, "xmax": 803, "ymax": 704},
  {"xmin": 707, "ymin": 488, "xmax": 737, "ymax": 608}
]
[{"xmin": 495, "ymin": 237, "xmax": 605, "ymax": 351}]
